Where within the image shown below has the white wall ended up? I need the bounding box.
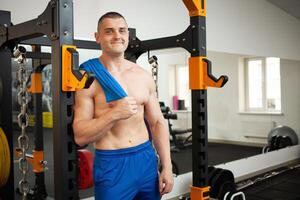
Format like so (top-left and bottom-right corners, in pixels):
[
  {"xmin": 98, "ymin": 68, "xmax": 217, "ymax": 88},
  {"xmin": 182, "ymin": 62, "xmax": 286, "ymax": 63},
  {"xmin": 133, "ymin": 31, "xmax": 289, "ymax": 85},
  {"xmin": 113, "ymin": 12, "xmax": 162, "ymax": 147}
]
[
  {"xmin": 73, "ymin": 0, "xmax": 188, "ymax": 41},
  {"xmin": 278, "ymin": 59, "xmax": 300, "ymax": 132},
  {"xmin": 207, "ymin": 0, "xmax": 300, "ymax": 61}
]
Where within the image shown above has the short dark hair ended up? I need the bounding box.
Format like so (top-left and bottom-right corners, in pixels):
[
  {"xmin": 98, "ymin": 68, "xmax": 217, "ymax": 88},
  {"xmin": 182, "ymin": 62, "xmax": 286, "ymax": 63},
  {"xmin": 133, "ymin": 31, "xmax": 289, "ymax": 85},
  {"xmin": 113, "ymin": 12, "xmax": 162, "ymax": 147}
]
[{"xmin": 97, "ymin": 12, "xmax": 126, "ymax": 31}]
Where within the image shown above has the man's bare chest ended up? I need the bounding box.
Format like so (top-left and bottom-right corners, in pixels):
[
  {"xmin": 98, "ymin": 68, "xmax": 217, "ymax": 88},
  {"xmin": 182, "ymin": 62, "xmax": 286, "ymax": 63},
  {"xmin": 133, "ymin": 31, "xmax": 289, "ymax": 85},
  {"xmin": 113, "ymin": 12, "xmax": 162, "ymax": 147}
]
[{"xmin": 94, "ymin": 75, "xmax": 149, "ymax": 107}]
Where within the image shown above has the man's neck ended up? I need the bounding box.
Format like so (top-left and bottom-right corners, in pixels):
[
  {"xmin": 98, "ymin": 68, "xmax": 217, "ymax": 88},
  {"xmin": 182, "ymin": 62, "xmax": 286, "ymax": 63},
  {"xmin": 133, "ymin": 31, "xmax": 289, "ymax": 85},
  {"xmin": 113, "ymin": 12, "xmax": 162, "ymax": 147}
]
[{"xmin": 99, "ymin": 53, "xmax": 126, "ymax": 72}]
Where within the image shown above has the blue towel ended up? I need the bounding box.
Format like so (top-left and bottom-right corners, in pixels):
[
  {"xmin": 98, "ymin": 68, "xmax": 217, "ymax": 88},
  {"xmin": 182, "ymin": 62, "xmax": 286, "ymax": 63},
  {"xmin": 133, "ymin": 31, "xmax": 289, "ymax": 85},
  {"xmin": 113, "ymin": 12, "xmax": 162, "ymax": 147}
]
[{"xmin": 80, "ymin": 58, "xmax": 127, "ymax": 102}]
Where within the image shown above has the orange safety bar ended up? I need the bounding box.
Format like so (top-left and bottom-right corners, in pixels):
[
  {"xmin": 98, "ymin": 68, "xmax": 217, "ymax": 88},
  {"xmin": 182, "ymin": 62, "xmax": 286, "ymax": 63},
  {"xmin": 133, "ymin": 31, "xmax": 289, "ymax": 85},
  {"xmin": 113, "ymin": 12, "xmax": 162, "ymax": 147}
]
[
  {"xmin": 191, "ymin": 185, "xmax": 210, "ymax": 200},
  {"xmin": 62, "ymin": 45, "xmax": 89, "ymax": 91},
  {"xmin": 15, "ymin": 149, "xmax": 45, "ymax": 173},
  {"xmin": 28, "ymin": 72, "xmax": 42, "ymax": 93},
  {"xmin": 30, "ymin": 151, "xmax": 45, "ymax": 173},
  {"xmin": 189, "ymin": 56, "xmax": 228, "ymax": 90},
  {"xmin": 183, "ymin": 0, "xmax": 206, "ymax": 17}
]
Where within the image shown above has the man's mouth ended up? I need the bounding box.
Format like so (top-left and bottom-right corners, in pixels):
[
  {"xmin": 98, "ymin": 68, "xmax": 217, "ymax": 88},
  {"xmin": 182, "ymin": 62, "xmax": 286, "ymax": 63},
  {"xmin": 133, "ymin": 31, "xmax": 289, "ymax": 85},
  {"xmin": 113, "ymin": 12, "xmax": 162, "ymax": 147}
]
[{"xmin": 111, "ymin": 41, "xmax": 124, "ymax": 45}]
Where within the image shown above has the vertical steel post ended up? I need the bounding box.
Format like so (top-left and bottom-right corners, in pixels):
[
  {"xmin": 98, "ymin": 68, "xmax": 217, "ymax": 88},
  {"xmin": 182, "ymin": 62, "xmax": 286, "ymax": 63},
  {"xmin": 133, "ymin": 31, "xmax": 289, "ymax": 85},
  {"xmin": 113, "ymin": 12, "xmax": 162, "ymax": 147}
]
[
  {"xmin": 51, "ymin": 0, "xmax": 79, "ymax": 199},
  {"xmin": 0, "ymin": 10, "xmax": 14, "ymax": 200},
  {"xmin": 31, "ymin": 45, "xmax": 48, "ymax": 198},
  {"xmin": 191, "ymin": 15, "xmax": 208, "ymax": 187},
  {"xmin": 186, "ymin": 1, "xmax": 227, "ymax": 199}
]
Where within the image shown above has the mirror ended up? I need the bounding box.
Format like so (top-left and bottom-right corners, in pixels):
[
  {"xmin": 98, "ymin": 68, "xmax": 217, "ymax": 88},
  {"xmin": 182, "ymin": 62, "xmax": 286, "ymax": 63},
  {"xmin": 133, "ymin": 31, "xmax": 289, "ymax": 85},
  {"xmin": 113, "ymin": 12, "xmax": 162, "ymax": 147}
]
[{"xmin": 137, "ymin": 49, "xmax": 300, "ymax": 175}]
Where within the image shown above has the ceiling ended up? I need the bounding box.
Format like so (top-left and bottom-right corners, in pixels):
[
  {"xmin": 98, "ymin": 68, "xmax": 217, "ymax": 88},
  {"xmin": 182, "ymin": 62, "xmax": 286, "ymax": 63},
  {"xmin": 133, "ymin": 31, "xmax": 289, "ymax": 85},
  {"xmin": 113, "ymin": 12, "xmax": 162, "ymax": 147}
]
[{"xmin": 266, "ymin": 0, "xmax": 300, "ymax": 20}]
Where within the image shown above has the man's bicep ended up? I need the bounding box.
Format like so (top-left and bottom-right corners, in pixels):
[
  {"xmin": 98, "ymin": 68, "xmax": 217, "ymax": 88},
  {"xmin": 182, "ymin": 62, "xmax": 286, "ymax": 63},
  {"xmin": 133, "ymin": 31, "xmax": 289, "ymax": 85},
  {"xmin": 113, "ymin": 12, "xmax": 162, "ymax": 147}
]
[
  {"xmin": 145, "ymin": 93, "xmax": 163, "ymax": 125},
  {"xmin": 142, "ymin": 70, "xmax": 163, "ymax": 123},
  {"xmin": 73, "ymin": 89, "xmax": 94, "ymax": 123}
]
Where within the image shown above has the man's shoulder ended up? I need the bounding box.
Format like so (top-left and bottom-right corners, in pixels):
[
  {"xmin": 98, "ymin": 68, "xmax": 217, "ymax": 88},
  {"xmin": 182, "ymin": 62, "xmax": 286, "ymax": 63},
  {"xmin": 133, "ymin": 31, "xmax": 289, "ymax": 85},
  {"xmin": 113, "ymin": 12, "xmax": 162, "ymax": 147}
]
[
  {"xmin": 126, "ymin": 61, "xmax": 155, "ymax": 88},
  {"xmin": 81, "ymin": 58, "xmax": 97, "ymax": 64},
  {"xmin": 126, "ymin": 60, "xmax": 149, "ymax": 75},
  {"xmin": 80, "ymin": 58, "xmax": 99, "ymax": 69}
]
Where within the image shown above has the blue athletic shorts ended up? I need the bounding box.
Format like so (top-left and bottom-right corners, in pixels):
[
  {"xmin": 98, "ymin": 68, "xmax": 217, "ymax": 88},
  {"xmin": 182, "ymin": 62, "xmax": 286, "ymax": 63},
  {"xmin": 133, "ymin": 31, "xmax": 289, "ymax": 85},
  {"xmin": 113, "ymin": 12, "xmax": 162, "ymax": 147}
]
[{"xmin": 93, "ymin": 140, "xmax": 160, "ymax": 200}]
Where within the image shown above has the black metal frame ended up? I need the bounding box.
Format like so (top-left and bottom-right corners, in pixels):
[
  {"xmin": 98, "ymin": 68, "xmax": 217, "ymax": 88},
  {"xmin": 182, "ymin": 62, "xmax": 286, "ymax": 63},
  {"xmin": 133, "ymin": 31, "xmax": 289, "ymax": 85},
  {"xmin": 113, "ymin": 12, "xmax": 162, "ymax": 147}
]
[
  {"xmin": 0, "ymin": 0, "xmax": 224, "ymax": 199},
  {"xmin": 30, "ymin": 45, "xmax": 48, "ymax": 199},
  {"xmin": 0, "ymin": 10, "xmax": 14, "ymax": 200},
  {"xmin": 0, "ymin": 1, "xmax": 80, "ymax": 199}
]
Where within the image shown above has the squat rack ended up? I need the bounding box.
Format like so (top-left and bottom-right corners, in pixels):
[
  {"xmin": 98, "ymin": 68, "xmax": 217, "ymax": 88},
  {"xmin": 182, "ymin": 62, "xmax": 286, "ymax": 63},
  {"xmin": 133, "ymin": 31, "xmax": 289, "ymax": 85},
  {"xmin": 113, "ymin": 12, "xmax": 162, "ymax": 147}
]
[{"xmin": 0, "ymin": 0, "xmax": 227, "ymax": 199}]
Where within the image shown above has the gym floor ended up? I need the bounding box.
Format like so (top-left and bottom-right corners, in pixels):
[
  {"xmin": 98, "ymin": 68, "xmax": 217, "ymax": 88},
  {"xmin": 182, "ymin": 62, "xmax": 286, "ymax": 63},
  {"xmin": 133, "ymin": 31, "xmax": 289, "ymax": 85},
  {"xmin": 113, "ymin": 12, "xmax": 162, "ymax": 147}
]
[
  {"xmin": 241, "ymin": 165, "xmax": 300, "ymax": 200},
  {"xmin": 171, "ymin": 142, "xmax": 261, "ymax": 175},
  {"xmin": 14, "ymin": 127, "xmax": 300, "ymax": 200}
]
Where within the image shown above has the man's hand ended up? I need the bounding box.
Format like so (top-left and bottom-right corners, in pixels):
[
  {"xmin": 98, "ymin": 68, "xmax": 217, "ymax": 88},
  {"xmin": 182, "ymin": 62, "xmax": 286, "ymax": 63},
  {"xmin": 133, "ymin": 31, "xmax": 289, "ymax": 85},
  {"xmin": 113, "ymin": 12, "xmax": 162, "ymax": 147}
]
[
  {"xmin": 159, "ymin": 167, "xmax": 174, "ymax": 196},
  {"xmin": 109, "ymin": 97, "xmax": 138, "ymax": 120}
]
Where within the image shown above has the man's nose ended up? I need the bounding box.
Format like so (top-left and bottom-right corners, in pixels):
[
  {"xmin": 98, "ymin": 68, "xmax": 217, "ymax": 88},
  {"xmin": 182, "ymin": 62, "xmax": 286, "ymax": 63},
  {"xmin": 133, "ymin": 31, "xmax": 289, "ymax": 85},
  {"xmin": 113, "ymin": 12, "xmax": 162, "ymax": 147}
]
[{"xmin": 113, "ymin": 30, "xmax": 121, "ymax": 38}]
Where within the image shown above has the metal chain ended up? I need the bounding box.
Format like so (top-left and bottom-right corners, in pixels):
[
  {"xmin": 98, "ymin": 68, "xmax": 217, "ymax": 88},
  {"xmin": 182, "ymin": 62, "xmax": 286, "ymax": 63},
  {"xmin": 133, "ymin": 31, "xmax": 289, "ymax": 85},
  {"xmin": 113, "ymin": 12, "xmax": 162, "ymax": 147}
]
[
  {"xmin": 148, "ymin": 55, "xmax": 158, "ymax": 96},
  {"xmin": 15, "ymin": 47, "xmax": 30, "ymax": 199},
  {"xmin": 152, "ymin": 64, "xmax": 158, "ymax": 90}
]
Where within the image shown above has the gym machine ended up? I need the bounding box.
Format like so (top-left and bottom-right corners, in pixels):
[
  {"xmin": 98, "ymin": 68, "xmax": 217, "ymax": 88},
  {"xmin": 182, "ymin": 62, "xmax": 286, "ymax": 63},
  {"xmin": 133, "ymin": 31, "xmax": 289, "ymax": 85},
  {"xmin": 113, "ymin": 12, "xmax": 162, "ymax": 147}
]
[
  {"xmin": 0, "ymin": 0, "xmax": 229, "ymax": 199},
  {"xmin": 159, "ymin": 102, "xmax": 192, "ymax": 152},
  {"xmin": 0, "ymin": 1, "xmax": 94, "ymax": 199}
]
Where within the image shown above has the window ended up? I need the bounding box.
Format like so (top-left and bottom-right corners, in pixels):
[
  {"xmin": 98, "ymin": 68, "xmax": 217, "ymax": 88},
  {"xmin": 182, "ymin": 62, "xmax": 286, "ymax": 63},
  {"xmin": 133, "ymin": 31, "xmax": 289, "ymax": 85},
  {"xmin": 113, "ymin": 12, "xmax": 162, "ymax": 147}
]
[
  {"xmin": 175, "ymin": 65, "xmax": 190, "ymax": 109},
  {"xmin": 245, "ymin": 57, "xmax": 281, "ymax": 112}
]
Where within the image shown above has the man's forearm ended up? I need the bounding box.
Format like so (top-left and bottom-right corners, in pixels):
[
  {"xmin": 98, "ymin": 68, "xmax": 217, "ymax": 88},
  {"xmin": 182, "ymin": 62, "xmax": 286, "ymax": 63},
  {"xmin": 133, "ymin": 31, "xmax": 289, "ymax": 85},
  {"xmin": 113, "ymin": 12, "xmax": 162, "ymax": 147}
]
[
  {"xmin": 151, "ymin": 121, "xmax": 172, "ymax": 170},
  {"xmin": 73, "ymin": 110, "xmax": 118, "ymax": 146}
]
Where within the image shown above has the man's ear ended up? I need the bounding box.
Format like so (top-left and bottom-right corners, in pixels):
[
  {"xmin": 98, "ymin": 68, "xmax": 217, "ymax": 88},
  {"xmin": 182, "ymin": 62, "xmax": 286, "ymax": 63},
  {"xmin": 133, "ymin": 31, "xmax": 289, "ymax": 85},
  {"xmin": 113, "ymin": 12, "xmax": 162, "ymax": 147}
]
[{"xmin": 94, "ymin": 32, "xmax": 100, "ymax": 44}]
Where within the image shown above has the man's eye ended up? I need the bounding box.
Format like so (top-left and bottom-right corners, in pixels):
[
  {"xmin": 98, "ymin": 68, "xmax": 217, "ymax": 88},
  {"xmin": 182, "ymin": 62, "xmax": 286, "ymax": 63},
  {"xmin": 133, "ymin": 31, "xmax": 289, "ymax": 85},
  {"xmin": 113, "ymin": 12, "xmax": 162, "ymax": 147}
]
[
  {"xmin": 120, "ymin": 29, "xmax": 128, "ymax": 33},
  {"xmin": 105, "ymin": 30, "xmax": 113, "ymax": 34}
]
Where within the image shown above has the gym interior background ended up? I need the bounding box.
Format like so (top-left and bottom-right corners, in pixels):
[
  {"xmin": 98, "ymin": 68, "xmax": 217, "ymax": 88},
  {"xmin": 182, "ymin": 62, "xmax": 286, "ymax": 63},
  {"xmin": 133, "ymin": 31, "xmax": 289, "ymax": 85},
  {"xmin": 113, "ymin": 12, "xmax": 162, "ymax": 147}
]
[{"xmin": 1, "ymin": 0, "xmax": 300, "ymax": 200}]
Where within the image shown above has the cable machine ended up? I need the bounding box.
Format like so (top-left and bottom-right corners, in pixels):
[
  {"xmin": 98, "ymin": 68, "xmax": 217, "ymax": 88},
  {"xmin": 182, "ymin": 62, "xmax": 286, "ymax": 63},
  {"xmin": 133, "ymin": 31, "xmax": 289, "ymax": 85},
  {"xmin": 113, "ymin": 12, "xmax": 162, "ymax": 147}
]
[{"xmin": 0, "ymin": 0, "xmax": 227, "ymax": 199}]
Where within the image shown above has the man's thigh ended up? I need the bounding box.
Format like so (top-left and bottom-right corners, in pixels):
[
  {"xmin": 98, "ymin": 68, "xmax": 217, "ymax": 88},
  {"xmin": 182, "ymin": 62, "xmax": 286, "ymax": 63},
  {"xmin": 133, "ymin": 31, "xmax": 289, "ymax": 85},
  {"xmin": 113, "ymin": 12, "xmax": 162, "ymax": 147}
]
[{"xmin": 133, "ymin": 176, "xmax": 160, "ymax": 200}]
